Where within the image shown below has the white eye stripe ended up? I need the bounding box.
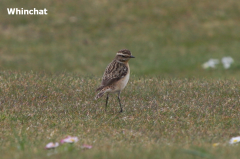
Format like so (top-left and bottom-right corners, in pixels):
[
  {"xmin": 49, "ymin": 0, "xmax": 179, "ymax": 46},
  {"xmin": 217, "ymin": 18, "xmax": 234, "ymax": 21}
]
[
  {"xmin": 116, "ymin": 53, "xmax": 131, "ymax": 58},
  {"xmin": 116, "ymin": 53, "xmax": 125, "ymax": 56}
]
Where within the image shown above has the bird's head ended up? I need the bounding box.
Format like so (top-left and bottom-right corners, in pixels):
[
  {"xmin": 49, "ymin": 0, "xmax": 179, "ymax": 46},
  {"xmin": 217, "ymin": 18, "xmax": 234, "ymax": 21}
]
[{"xmin": 115, "ymin": 49, "xmax": 135, "ymax": 63}]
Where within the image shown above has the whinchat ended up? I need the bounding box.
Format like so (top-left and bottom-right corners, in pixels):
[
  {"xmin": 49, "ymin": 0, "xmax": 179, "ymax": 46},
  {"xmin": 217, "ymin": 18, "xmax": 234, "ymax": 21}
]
[{"xmin": 95, "ymin": 49, "xmax": 135, "ymax": 113}]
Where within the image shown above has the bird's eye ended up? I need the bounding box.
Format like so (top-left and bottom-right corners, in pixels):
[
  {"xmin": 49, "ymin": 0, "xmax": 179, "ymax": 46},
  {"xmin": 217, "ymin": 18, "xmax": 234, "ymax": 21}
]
[{"xmin": 121, "ymin": 55, "xmax": 126, "ymax": 58}]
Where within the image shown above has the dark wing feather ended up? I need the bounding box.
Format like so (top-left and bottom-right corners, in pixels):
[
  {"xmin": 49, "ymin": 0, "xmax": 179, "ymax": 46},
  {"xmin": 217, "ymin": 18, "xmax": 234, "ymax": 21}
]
[{"xmin": 96, "ymin": 61, "xmax": 128, "ymax": 91}]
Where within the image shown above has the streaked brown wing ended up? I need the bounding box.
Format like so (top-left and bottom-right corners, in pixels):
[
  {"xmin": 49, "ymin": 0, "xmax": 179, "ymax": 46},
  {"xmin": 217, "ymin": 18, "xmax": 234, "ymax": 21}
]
[{"xmin": 101, "ymin": 61, "xmax": 128, "ymax": 87}]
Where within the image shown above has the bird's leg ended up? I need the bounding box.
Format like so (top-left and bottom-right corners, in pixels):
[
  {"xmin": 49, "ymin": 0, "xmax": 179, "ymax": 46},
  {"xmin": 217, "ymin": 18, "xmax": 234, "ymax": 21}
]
[
  {"xmin": 117, "ymin": 91, "xmax": 123, "ymax": 113},
  {"xmin": 105, "ymin": 93, "xmax": 109, "ymax": 111}
]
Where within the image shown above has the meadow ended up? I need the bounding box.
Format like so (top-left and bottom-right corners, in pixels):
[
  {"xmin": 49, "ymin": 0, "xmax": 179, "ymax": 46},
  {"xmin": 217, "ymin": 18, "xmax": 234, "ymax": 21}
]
[{"xmin": 1, "ymin": 0, "xmax": 240, "ymax": 158}]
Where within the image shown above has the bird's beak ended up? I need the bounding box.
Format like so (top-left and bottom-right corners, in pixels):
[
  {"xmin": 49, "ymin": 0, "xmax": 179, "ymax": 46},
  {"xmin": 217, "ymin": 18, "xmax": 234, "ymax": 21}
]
[{"xmin": 130, "ymin": 55, "xmax": 135, "ymax": 58}]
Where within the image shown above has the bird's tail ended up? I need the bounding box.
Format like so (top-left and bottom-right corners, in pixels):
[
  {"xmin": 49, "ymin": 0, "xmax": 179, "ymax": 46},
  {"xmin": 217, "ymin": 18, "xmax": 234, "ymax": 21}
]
[
  {"xmin": 96, "ymin": 85, "xmax": 104, "ymax": 92},
  {"xmin": 95, "ymin": 91, "xmax": 105, "ymax": 100}
]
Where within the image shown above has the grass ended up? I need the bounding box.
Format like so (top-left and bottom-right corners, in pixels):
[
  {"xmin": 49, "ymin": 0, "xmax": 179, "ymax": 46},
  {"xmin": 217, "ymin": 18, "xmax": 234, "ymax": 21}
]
[
  {"xmin": 1, "ymin": 0, "xmax": 240, "ymax": 78},
  {"xmin": 1, "ymin": 71, "xmax": 240, "ymax": 159},
  {"xmin": 1, "ymin": 0, "xmax": 240, "ymax": 158}
]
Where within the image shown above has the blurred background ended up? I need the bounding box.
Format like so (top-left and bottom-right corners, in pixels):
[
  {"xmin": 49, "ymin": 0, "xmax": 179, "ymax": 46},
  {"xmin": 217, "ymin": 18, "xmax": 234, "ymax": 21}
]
[{"xmin": 1, "ymin": 0, "xmax": 240, "ymax": 78}]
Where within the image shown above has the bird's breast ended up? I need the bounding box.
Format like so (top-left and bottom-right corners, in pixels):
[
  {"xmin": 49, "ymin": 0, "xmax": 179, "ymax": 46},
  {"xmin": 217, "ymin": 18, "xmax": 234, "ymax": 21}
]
[{"xmin": 116, "ymin": 66, "xmax": 130, "ymax": 91}]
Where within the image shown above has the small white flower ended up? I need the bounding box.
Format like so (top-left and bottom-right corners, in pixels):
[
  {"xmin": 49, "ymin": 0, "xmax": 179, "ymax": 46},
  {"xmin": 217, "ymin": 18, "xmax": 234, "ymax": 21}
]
[
  {"xmin": 202, "ymin": 59, "xmax": 219, "ymax": 69},
  {"xmin": 45, "ymin": 142, "xmax": 59, "ymax": 149},
  {"xmin": 81, "ymin": 144, "xmax": 93, "ymax": 149},
  {"xmin": 61, "ymin": 136, "xmax": 79, "ymax": 144},
  {"xmin": 229, "ymin": 136, "xmax": 240, "ymax": 144},
  {"xmin": 222, "ymin": 57, "xmax": 234, "ymax": 69}
]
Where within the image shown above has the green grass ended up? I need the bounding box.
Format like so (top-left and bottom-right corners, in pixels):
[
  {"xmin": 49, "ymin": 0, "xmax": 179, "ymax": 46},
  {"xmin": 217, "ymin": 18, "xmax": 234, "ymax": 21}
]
[
  {"xmin": 1, "ymin": 71, "xmax": 240, "ymax": 159},
  {"xmin": 1, "ymin": 0, "xmax": 240, "ymax": 78},
  {"xmin": 1, "ymin": 0, "xmax": 240, "ymax": 158}
]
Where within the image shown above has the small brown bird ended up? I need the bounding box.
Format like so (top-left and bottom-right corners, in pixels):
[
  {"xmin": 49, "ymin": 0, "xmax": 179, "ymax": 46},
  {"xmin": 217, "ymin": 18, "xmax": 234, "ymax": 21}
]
[{"xmin": 95, "ymin": 49, "xmax": 135, "ymax": 112}]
